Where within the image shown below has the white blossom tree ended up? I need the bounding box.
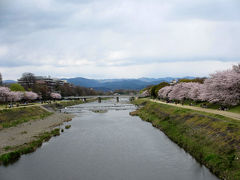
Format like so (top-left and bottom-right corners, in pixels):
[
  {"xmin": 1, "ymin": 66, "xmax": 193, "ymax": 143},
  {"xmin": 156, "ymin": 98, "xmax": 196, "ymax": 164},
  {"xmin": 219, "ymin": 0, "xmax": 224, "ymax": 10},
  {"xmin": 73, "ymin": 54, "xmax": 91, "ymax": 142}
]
[
  {"xmin": 158, "ymin": 86, "xmax": 173, "ymax": 99},
  {"xmin": 140, "ymin": 90, "xmax": 150, "ymax": 98},
  {"xmin": 0, "ymin": 87, "xmax": 11, "ymax": 102},
  {"xmin": 50, "ymin": 92, "xmax": 62, "ymax": 100},
  {"xmin": 24, "ymin": 91, "xmax": 38, "ymax": 101},
  {"xmin": 200, "ymin": 65, "xmax": 240, "ymax": 106}
]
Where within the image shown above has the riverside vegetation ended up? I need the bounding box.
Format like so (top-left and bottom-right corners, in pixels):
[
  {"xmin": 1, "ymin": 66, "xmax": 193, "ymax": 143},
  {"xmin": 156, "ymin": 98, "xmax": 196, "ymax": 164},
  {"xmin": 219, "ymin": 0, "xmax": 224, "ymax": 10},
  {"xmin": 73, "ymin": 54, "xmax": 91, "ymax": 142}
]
[
  {"xmin": 132, "ymin": 99, "xmax": 240, "ymax": 180},
  {"xmin": 0, "ymin": 99, "xmax": 88, "ymax": 166},
  {"xmin": 0, "ymin": 106, "xmax": 53, "ymax": 129},
  {"xmin": 0, "ymin": 129, "xmax": 60, "ymax": 166}
]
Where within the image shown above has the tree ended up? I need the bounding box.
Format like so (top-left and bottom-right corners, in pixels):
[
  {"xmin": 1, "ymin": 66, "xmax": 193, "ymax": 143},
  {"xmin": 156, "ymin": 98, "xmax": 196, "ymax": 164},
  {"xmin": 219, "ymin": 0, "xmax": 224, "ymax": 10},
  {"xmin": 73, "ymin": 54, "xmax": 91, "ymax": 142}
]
[
  {"xmin": 188, "ymin": 83, "xmax": 204, "ymax": 101},
  {"xmin": 50, "ymin": 92, "xmax": 62, "ymax": 100},
  {"xmin": 158, "ymin": 85, "xmax": 173, "ymax": 99},
  {"xmin": 33, "ymin": 84, "xmax": 50, "ymax": 100},
  {"xmin": 168, "ymin": 83, "xmax": 192, "ymax": 101},
  {"xmin": 178, "ymin": 78, "xmax": 206, "ymax": 84},
  {"xmin": 7, "ymin": 91, "xmax": 24, "ymax": 102},
  {"xmin": 10, "ymin": 83, "xmax": 25, "ymax": 92},
  {"xmin": 19, "ymin": 72, "xmax": 36, "ymax": 90},
  {"xmin": 158, "ymin": 82, "xmax": 203, "ymax": 102},
  {"xmin": 200, "ymin": 65, "xmax": 240, "ymax": 106},
  {"xmin": 150, "ymin": 82, "xmax": 169, "ymax": 98},
  {"xmin": 140, "ymin": 90, "xmax": 150, "ymax": 97},
  {"xmin": 24, "ymin": 91, "xmax": 38, "ymax": 101},
  {"xmin": 0, "ymin": 87, "xmax": 11, "ymax": 102}
]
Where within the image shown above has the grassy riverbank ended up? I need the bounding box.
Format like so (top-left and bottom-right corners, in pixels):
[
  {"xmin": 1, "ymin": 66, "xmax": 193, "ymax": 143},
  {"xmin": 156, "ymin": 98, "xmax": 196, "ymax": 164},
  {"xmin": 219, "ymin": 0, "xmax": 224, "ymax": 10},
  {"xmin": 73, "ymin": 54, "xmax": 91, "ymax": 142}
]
[
  {"xmin": 132, "ymin": 99, "xmax": 240, "ymax": 180},
  {"xmin": 0, "ymin": 106, "xmax": 53, "ymax": 129},
  {"xmin": 0, "ymin": 98, "xmax": 94, "ymax": 166},
  {"xmin": 0, "ymin": 128, "xmax": 60, "ymax": 166}
]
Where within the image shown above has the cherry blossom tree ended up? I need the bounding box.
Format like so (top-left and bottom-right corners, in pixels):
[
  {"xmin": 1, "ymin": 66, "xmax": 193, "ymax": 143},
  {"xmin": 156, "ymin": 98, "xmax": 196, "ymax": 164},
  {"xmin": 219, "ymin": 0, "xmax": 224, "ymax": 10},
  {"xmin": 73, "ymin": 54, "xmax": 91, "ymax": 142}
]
[
  {"xmin": 168, "ymin": 83, "xmax": 192, "ymax": 101},
  {"xmin": 0, "ymin": 87, "xmax": 11, "ymax": 102},
  {"xmin": 140, "ymin": 90, "xmax": 150, "ymax": 98},
  {"xmin": 158, "ymin": 82, "xmax": 205, "ymax": 102},
  {"xmin": 158, "ymin": 86, "xmax": 173, "ymax": 99},
  {"xmin": 7, "ymin": 91, "xmax": 24, "ymax": 102},
  {"xmin": 157, "ymin": 64, "xmax": 240, "ymax": 106},
  {"xmin": 200, "ymin": 65, "xmax": 240, "ymax": 106},
  {"xmin": 24, "ymin": 91, "xmax": 38, "ymax": 101},
  {"xmin": 187, "ymin": 82, "xmax": 204, "ymax": 101},
  {"xmin": 50, "ymin": 92, "xmax": 62, "ymax": 100}
]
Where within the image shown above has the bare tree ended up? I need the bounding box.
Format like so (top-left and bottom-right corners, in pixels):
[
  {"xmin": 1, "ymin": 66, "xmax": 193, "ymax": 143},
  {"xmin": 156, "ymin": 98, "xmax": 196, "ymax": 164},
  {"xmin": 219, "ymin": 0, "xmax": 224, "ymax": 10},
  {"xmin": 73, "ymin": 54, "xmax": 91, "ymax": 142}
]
[{"xmin": 18, "ymin": 72, "xmax": 36, "ymax": 90}]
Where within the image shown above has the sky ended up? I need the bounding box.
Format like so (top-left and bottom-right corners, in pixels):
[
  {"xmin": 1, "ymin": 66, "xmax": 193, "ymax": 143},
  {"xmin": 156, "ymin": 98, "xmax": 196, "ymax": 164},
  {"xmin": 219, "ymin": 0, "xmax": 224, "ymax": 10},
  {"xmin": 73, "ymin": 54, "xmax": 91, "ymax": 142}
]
[{"xmin": 0, "ymin": 0, "xmax": 240, "ymax": 80}]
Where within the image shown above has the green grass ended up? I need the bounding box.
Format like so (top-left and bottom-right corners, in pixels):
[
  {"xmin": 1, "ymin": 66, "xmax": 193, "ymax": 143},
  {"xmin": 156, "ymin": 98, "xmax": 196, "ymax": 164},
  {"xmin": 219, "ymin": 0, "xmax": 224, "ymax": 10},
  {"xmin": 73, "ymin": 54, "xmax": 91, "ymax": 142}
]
[
  {"xmin": 133, "ymin": 99, "xmax": 240, "ymax": 180},
  {"xmin": 229, "ymin": 105, "xmax": 240, "ymax": 113},
  {"xmin": 0, "ymin": 128, "xmax": 60, "ymax": 166},
  {"xmin": 3, "ymin": 146, "xmax": 11, "ymax": 151},
  {"xmin": 0, "ymin": 106, "xmax": 53, "ymax": 129},
  {"xmin": 157, "ymin": 98, "xmax": 240, "ymax": 114},
  {"xmin": 65, "ymin": 125, "xmax": 71, "ymax": 129}
]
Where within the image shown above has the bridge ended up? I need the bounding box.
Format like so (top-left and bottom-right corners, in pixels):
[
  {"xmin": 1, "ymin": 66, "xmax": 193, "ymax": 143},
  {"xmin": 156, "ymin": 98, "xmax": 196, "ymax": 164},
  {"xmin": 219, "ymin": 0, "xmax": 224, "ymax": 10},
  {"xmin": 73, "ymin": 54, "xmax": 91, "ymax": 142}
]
[{"xmin": 63, "ymin": 95, "xmax": 139, "ymax": 103}]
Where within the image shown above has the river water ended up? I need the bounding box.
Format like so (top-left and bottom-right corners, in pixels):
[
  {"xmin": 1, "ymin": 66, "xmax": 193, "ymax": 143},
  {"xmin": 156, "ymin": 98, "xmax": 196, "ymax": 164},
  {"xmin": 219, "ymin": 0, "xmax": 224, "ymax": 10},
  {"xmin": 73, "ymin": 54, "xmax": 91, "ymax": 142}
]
[{"xmin": 0, "ymin": 99, "xmax": 219, "ymax": 180}]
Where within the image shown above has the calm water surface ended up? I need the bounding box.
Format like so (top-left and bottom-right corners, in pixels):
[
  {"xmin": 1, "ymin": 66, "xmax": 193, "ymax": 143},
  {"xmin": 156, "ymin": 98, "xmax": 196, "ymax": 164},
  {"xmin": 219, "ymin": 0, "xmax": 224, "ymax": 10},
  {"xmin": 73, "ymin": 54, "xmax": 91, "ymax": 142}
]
[{"xmin": 0, "ymin": 99, "xmax": 219, "ymax": 180}]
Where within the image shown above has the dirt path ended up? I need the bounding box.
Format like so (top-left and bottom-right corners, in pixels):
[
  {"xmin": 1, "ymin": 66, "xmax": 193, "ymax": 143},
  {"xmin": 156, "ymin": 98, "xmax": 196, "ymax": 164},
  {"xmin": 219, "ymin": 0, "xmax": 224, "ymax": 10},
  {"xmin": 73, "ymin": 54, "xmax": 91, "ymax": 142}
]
[
  {"xmin": 150, "ymin": 99, "xmax": 240, "ymax": 121},
  {"xmin": 0, "ymin": 112, "xmax": 73, "ymax": 155}
]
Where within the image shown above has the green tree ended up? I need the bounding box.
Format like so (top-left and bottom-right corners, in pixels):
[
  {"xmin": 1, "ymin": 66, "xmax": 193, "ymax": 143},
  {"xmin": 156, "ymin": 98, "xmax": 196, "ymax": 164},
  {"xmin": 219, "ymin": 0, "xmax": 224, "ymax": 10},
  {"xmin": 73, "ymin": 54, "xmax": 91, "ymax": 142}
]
[
  {"xmin": 150, "ymin": 82, "xmax": 169, "ymax": 98},
  {"xmin": 10, "ymin": 83, "xmax": 25, "ymax": 92},
  {"xmin": 178, "ymin": 78, "xmax": 206, "ymax": 84}
]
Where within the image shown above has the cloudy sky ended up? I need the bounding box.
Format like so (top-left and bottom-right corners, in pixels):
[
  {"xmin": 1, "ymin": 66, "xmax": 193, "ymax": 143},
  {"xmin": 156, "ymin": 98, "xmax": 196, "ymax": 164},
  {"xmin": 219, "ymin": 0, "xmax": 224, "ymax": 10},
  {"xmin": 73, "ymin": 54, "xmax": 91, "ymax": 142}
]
[{"xmin": 0, "ymin": 0, "xmax": 239, "ymax": 80}]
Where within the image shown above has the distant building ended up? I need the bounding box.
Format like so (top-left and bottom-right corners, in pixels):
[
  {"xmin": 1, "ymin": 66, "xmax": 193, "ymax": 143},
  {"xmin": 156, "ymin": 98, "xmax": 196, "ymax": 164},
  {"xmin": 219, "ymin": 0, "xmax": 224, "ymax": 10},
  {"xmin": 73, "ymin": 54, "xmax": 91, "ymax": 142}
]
[
  {"xmin": 18, "ymin": 74, "xmax": 68, "ymax": 92},
  {"xmin": 170, "ymin": 79, "xmax": 177, "ymax": 85}
]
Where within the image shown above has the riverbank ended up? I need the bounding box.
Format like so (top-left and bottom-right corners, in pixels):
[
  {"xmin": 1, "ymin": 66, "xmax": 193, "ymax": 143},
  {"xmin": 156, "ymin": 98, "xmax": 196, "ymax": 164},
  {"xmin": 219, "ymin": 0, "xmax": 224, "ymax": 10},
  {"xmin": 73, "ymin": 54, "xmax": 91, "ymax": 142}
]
[
  {"xmin": 150, "ymin": 99, "xmax": 240, "ymax": 121},
  {"xmin": 0, "ymin": 106, "xmax": 53, "ymax": 129},
  {"xmin": 132, "ymin": 99, "xmax": 240, "ymax": 180},
  {"xmin": 0, "ymin": 100, "xmax": 87, "ymax": 165}
]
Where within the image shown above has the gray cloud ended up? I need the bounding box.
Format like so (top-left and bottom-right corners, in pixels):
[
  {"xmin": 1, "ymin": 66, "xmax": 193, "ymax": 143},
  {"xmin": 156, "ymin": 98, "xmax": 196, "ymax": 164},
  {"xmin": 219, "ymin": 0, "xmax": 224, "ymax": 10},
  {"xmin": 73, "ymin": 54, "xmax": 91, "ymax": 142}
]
[
  {"xmin": 0, "ymin": 0, "xmax": 239, "ymax": 79},
  {"xmin": 170, "ymin": 0, "xmax": 240, "ymax": 21}
]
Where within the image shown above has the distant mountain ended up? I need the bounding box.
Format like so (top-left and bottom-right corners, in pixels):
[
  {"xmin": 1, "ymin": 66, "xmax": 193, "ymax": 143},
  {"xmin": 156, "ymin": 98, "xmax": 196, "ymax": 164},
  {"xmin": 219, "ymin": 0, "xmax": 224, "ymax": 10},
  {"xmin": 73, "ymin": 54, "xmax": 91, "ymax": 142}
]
[
  {"xmin": 3, "ymin": 80, "xmax": 16, "ymax": 84},
  {"xmin": 62, "ymin": 77, "xmax": 196, "ymax": 91}
]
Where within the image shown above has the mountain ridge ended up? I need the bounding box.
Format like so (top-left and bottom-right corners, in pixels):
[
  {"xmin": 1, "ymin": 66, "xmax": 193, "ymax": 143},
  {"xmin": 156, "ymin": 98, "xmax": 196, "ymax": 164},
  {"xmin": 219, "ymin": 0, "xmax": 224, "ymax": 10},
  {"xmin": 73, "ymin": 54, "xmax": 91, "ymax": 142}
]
[{"xmin": 62, "ymin": 76, "xmax": 196, "ymax": 91}]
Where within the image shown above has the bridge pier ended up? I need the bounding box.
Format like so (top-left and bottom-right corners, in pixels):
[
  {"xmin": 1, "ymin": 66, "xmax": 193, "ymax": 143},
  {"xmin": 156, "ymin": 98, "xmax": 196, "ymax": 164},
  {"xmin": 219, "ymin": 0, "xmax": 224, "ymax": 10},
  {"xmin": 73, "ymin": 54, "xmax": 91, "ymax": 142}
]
[
  {"xmin": 116, "ymin": 97, "xmax": 119, "ymax": 102},
  {"xmin": 98, "ymin": 97, "xmax": 101, "ymax": 103}
]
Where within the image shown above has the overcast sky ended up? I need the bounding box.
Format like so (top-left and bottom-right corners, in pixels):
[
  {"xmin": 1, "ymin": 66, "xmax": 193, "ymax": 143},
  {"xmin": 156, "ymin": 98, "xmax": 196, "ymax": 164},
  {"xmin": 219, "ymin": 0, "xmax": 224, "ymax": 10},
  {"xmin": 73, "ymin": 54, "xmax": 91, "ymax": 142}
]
[{"xmin": 0, "ymin": 0, "xmax": 239, "ymax": 80}]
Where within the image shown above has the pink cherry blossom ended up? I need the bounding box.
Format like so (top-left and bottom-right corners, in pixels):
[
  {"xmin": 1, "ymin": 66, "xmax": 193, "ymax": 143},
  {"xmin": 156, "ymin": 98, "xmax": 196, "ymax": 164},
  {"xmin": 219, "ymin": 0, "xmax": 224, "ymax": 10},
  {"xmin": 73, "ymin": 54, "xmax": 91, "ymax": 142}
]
[
  {"xmin": 140, "ymin": 90, "xmax": 150, "ymax": 97},
  {"xmin": 158, "ymin": 86, "xmax": 173, "ymax": 99},
  {"xmin": 50, "ymin": 92, "xmax": 62, "ymax": 99},
  {"xmin": 200, "ymin": 65, "xmax": 240, "ymax": 106},
  {"xmin": 24, "ymin": 91, "xmax": 38, "ymax": 101},
  {"xmin": 0, "ymin": 87, "xmax": 11, "ymax": 102},
  {"xmin": 7, "ymin": 91, "xmax": 24, "ymax": 102}
]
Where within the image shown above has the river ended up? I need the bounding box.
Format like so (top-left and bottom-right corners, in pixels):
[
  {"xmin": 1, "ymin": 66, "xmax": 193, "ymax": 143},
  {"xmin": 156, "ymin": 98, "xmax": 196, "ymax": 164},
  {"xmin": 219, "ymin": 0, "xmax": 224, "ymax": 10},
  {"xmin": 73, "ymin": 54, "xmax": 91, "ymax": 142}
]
[{"xmin": 0, "ymin": 98, "xmax": 219, "ymax": 180}]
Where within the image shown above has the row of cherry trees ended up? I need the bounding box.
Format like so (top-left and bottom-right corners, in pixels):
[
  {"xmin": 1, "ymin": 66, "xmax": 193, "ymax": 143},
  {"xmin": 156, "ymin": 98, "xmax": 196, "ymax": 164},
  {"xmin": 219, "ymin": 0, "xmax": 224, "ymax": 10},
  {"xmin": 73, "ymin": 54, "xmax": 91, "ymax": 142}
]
[
  {"xmin": 0, "ymin": 86, "xmax": 62, "ymax": 103},
  {"xmin": 157, "ymin": 64, "xmax": 240, "ymax": 106}
]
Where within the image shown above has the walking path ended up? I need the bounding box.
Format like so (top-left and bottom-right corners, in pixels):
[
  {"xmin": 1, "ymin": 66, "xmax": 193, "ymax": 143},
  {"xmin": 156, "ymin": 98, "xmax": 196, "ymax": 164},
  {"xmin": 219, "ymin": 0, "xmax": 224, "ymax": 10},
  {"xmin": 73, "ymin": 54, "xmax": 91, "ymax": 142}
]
[{"xmin": 150, "ymin": 99, "xmax": 240, "ymax": 121}]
